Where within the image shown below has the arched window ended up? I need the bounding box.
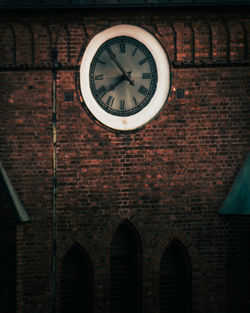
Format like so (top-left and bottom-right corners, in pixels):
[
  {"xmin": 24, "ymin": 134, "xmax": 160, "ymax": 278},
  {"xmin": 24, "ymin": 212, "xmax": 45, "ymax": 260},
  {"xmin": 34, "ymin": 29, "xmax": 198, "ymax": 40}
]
[
  {"xmin": 110, "ymin": 223, "xmax": 141, "ymax": 313},
  {"xmin": 61, "ymin": 244, "xmax": 92, "ymax": 313},
  {"xmin": 159, "ymin": 240, "xmax": 191, "ymax": 313}
]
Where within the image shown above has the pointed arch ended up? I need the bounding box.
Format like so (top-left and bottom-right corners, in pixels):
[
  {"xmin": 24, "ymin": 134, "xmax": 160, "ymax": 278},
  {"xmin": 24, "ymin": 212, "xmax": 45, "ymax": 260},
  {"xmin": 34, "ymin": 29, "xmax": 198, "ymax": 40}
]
[
  {"xmin": 228, "ymin": 22, "xmax": 247, "ymax": 62},
  {"xmin": 189, "ymin": 23, "xmax": 195, "ymax": 63},
  {"xmin": 56, "ymin": 25, "xmax": 70, "ymax": 64},
  {"xmin": 207, "ymin": 22, "xmax": 213, "ymax": 61},
  {"xmin": 170, "ymin": 23, "xmax": 177, "ymax": 62},
  {"xmin": 33, "ymin": 24, "xmax": 52, "ymax": 63},
  {"xmin": 0, "ymin": 25, "xmax": 16, "ymax": 64},
  {"xmin": 110, "ymin": 221, "xmax": 142, "ymax": 313},
  {"xmin": 174, "ymin": 22, "xmax": 193, "ymax": 62},
  {"xmin": 159, "ymin": 239, "xmax": 191, "ymax": 313},
  {"xmin": 61, "ymin": 243, "xmax": 92, "ymax": 313},
  {"xmin": 77, "ymin": 24, "xmax": 89, "ymax": 64},
  {"xmin": 14, "ymin": 24, "xmax": 33, "ymax": 64},
  {"xmin": 193, "ymin": 22, "xmax": 211, "ymax": 61},
  {"xmin": 210, "ymin": 22, "xmax": 228, "ymax": 61},
  {"xmin": 27, "ymin": 24, "xmax": 34, "ymax": 64}
]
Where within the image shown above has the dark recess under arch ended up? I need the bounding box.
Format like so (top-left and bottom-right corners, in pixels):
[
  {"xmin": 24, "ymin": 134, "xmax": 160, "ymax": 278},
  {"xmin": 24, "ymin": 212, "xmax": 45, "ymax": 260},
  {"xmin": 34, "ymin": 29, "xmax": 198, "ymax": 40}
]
[
  {"xmin": 159, "ymin": 240, "xmax": 192, "ymax": 313},
  {"xmin": 110, "ymin": 223, "xmax": 141, "ymax": 313},
  {"xmin": 61, "ymin": 243, "xmax": 92, "ymax": 313}
]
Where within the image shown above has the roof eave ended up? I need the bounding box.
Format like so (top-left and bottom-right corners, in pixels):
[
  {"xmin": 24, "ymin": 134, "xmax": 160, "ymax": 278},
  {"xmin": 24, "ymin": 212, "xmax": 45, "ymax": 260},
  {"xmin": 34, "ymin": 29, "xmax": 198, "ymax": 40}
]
[{"xmin": 0, "ymin": 161, "xmax": 30, "ymax": 223}]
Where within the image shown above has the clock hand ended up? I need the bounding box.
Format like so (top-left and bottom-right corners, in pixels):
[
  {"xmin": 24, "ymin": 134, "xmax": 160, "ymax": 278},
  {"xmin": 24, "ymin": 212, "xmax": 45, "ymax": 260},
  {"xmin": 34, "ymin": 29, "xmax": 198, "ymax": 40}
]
[
  {"xmin": 108, "ymin": 75, "xmax": 124, "ymax": 91},
  {"xmin": 107, "ymin": 48, "xmax": 134, "ymax": 86},
  {"xmin": 108, "ymin": 72, "xmax": 133, "ymax": 91}
]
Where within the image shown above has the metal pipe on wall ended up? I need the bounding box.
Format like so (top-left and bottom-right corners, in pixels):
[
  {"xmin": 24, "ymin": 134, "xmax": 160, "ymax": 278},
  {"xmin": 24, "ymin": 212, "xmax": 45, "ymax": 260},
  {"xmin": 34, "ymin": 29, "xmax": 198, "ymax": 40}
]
[{"xmin": 51, "ymin": 48, "xmax": 58, "ymax": 313}]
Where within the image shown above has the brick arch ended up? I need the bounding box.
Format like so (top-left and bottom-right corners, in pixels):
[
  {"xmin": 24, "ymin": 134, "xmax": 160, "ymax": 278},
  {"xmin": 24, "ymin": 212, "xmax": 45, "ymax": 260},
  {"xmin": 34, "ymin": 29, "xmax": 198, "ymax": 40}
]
[
  {"xmin": 33, "ymin": 24, "xmax": 52, "ymax": 63},
  {"xmin": 0, "ymin": 25, "xmax": 16, "ymax": 64},
  {"xmin": 14, "ymin": 24, "xmax": 33, "ymax": 64},
  {"xmin": 153, "ymin": 228, "xmax": 196, "ymax": 267},
  {"xmin": 151, "ymin": 228, "xmax": 205, "ymax": 313},
  {"xmin": 76, "ymin": 24, "xmax": 96, "ymax": 64},
  {"xmin": 67, "ymin": 24, "xmax": 87, "ymax": 65},
  {"xmin": 192, "ymin": 22, "xmax": 211, "ymax": 61},
  {"xmin": 210, "ymin": 21, "xmax": 228, "ymax": 61},
  {"xmin": 56, "ymin": 25, "xmax": 71, "ymax": 64},
  {"xmin": 104, "ymin": 217, "xmax": 145, "ymax": 285},
  {"xmin": 159, "ymin": 239, "xmax": 192, "ymax": 313},
  {"xmin": 76, "ymin": 23, "xmax": 114, "ymax": 66},
  {"xmin": 228, "ymin": 22, "xmax": 247, "ymax": 61},
  {"xmin": 244, "ymin": 21, "xmax": 250, "ymax": 60},
  {"xmin": 174, "ymin": 22, "xmax": 193, "ymax": 62},
  {"xmin": 59, "ymin": 241, "xmax": 93, "ymax": 273},
  {"xmin": 155, "ymin": 23, "xmax": 176, "ymax": 63},
  {"xmin": 109, "ymin": 220, "xmax": 142, "ymax": 313},
  {"xmin": 58, "ymin": 233, "xmax": 94, "ymax": 267},
  {"xmin": 60, "ymin": 242, "xmax": 93, "ymax": 313},
  {"xmin": 108, "ymin": 218, "xmax": 143, "ymax": 251}
]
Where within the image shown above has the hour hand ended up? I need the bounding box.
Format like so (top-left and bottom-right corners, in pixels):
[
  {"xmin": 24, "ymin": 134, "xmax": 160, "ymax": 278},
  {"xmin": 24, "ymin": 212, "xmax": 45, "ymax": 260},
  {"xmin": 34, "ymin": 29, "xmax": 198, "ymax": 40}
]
[
  {"xmin": 108, "ymin": 75, "xmax": 124, "ymax": 91},
  {"xmin": 108, "ymin": 72, "xmax": 133, "ymax": 91}
]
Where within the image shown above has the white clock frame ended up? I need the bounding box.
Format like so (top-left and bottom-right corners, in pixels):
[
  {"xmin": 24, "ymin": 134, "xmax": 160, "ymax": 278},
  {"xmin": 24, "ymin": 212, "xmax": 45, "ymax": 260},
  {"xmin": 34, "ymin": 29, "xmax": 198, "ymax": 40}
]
[{"xmin": 80, "ymin": 24, "xmax": 170, "ymax": 131}]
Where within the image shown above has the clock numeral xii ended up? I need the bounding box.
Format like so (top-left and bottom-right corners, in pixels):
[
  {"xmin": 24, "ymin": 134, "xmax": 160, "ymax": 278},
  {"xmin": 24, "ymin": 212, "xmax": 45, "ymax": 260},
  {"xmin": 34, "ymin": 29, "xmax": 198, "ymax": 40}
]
[{"xmin": 120, "ymin": 42, "xmax": 125, "ymax": 53}]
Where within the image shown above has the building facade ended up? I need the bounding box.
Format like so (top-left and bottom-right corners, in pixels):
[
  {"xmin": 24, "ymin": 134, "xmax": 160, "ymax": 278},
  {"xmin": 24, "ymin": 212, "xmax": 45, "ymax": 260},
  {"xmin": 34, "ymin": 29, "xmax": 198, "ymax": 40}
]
[{"xmin": 1, "ymin": 1, "xmax": 250, "ymax": 313}]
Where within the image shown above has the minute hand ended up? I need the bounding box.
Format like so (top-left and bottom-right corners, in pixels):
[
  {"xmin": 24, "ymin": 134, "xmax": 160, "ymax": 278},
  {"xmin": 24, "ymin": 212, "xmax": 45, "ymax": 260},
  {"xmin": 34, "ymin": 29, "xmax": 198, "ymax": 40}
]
[{"xmin": 107, "ymin": 48, "xmax": 134, "ymax": 86}]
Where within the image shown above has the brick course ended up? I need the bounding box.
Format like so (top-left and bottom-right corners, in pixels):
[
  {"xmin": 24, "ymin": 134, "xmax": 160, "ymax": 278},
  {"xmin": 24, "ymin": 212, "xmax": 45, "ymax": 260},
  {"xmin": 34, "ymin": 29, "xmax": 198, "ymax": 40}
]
[{"xmin": 0, "ymin": 7, "xmax": 250, "ymax": 313}]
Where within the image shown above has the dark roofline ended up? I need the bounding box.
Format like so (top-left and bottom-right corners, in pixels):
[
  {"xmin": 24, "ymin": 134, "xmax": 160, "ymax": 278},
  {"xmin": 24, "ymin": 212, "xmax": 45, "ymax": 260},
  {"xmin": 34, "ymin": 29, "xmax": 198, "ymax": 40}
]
[
  {"xmin": 0, "ymin": 161, "xmax": 30, "ymax": 223},
  {"xmin": 219, "ymin": 152, "xmax": 250, "ymax": 215},
  {"xmin": 0, "ymin": 0, "xmax": 250, "ymax": 10}
]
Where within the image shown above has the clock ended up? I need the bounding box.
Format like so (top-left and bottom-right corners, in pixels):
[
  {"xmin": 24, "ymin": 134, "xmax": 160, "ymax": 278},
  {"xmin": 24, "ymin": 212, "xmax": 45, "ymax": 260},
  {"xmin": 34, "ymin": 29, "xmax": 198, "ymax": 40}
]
[
  {"xmin": 89, "ymin": 36, "xmax": 157, "ymax": 117},
  {"xmin": 80, "ymin": 25, "xmax": 170, "ymax": 131}
]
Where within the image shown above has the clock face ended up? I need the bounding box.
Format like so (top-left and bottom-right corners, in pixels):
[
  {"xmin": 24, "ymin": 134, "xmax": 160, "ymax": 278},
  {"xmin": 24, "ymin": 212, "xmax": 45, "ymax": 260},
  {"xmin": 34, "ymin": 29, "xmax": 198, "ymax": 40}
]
[
  {"xmin": 80, "ymin": 25, "xmax": 170, "ymax": 131},
  {"xmin": 89, "ymin": 36, "xmax": 157, "ymax": 117}
]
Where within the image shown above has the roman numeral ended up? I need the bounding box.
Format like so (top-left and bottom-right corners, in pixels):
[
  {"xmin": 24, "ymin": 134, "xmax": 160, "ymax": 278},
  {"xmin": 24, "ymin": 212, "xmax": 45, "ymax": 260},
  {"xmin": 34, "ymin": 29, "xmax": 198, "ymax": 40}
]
[
  {"xmin": 139, "ymin": 58, "xmax": 147, "ymax": 66},
  {"xmin": 120, "ymin": 42, "xmax": 125, "ymax": 53},
  {"xmin": 120, "ymin": 99, "xmax": 125, "ymax": 110},
  {"xmin": 142, "ymin": 73, "xmax": 151, "ymax": 79},
  {"xmin": 132, "ymin": 47, "xmax": 138, "ymax": 56},
  {"xmin": 97, "ymin": 59, "xmax": 106, "ymax": 65},
  {"xmin": 138, "ymin": 85, "xmax": 148, "ymax": 96},
  {"xmin": 133, "ymin": 97, "xmax": 138, "ymax": 106},
  {"xmin": 106, "ymin": 95, "xmax": 114, "ymax": 107},
  {"xmin": 95, "ymin": 74, "xmax": 104, "ymax": 80},
  {"xmin": 97, "ymin": 85, "xmax": 106, "ymax": 98}
]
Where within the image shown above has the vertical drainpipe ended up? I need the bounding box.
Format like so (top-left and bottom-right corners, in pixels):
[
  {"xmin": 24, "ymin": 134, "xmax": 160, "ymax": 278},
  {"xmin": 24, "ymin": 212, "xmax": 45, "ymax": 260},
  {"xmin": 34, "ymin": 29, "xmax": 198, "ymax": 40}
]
[{"xmin": 51, "ymin": 47, "xmax": 58, "ymax": 313}]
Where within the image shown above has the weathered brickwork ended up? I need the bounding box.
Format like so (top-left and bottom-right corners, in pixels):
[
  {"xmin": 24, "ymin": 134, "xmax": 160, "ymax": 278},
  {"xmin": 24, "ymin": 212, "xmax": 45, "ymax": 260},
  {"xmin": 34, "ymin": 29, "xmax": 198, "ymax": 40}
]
[{"xmin": 0, "ymin": 7, "xmax": 250, "ymax": 313}]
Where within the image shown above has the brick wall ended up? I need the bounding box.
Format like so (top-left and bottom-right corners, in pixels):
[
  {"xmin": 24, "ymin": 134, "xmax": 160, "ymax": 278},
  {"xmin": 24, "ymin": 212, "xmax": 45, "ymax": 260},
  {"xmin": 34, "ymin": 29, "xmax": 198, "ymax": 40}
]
[{"xmin": 0, "ymin": 7, "xmax": 250, "ymax": 313}]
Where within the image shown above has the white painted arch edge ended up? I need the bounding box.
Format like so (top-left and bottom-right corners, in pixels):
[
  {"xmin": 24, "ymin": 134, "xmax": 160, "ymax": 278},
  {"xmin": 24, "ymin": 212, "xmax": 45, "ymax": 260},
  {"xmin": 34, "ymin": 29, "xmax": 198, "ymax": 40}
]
[{"xmin": 80, "ymin": 24, "xmax": 171, "ymax": 131}]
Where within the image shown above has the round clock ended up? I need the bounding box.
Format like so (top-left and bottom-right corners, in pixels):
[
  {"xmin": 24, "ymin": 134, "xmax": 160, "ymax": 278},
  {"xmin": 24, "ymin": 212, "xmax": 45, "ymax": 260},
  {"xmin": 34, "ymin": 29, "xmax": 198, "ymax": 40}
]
[{"xmin": 80, "ymin": 25, "xmax": 170, "ymax": 131}]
